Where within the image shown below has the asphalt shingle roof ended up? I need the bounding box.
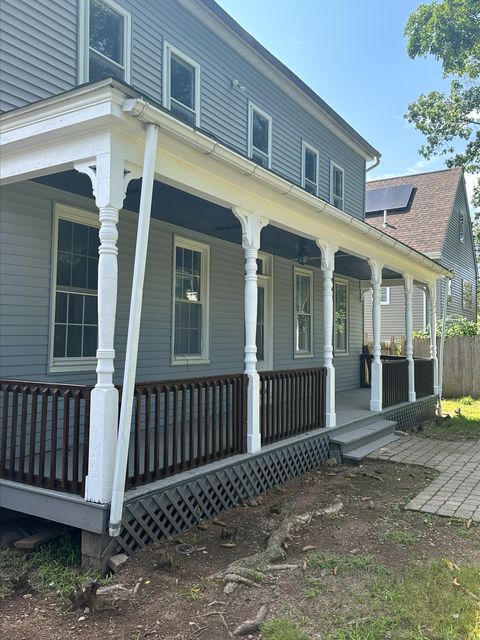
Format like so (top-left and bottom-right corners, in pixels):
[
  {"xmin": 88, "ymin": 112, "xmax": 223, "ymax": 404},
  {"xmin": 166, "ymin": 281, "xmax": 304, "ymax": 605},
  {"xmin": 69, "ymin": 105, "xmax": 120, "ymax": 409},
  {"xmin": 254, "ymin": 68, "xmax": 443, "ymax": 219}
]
[{"xmin": 365, "ymin": 167, "xmax": 463, "ymax": 255}]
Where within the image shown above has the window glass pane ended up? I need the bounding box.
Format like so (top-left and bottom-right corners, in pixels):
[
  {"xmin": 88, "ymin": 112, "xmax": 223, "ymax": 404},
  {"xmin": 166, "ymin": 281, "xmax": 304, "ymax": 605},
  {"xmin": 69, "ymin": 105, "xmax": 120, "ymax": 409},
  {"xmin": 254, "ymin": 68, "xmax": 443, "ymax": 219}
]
[
  {"xmin": 89, "ymin": 51, "xmax": 125, "ymax": 82},
  {"xmin": 335, "ymin": 283, "xmax": 348, "ymax": 352},
  {"xmin": 170, "ymin": 100, "xmax": 196, "ymax": 126},
  {"xmin": 90, "ymin": 0, "xmax": 123, "ymax": 64},
  {"xmin": 57, "ymin": 251, "xmax": 72, "ymax": 287},
  {"xmin": 58, "ymin": 220, "xmax": 73, "ymax": 252},
  {"xmin": 66, "ymin": 325, "xmax": 82, "ymax": 358},
  {"xmin": 252, "ymin": 149, "xmax": 269, "ymax": 168},
  {"xmin": 84, "ymin": 295, "xmax": 97, "ymax": 324},
  {"xmin": 171, "ymin": 54, "xmax": 195, "ymax": 110},
  {"xmin": 252, "ymin": 110, "xmax": 269, "ymax": 154},
  {"xmin": 71, "ymin": 256, "xmax": 88, "ymax": 289},
  {"xmin": 87, "ymin": 257, "xmax": 98, "ymax": 290},
  {"xmin": 73, "ymin": 223, "xmax": 89, "ymax": 256},
  {"xmin": 54, "ymin": 324, "xmax": 66, "ymax": 358},
  {"xmin": 333, "ymin": 167, "xmax": 343, "ymax": 198},
  {"xmin": 256, "ymin": 286, "xmax": 265, "ymax": 362},
  {"xmin": 68, "ymin": 293, "xmax": 84, "ymax": 324},
  {"xmin": 304, "ymin": 181, "xmax": 317, "ymax": 196},
  {"xmin": 305, "ymin": 148, "xmax": 317, "ymax": 183},
  {"xmin": 83, "ymin": 325, "xmax": 97, "ymax": 357},
  {"xmin": 297, "ymin": 315, "xmax": 311, "ymax": 352},
  {"xmin": 88, "ymin": 226, "xmax": 99, "ymax": 257},
  {"xmin": 174, "ymin": 245, "xmax": 205, "ymax": 357},
  {"xmin": 55, "ymin": 292, "xmax": 68, "ymax": 323}
]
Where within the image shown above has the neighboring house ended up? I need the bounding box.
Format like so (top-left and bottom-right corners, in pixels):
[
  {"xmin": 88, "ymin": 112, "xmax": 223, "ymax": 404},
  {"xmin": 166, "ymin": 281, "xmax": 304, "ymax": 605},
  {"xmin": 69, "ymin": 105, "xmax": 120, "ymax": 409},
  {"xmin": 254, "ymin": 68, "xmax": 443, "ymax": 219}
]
[
  {"xmin": 364, "ymin": 168, "xmax": 478, "ymax": 342},
  {"xmin": 0, "ymin": 0, "xmax": 450, "ymax": 564}
]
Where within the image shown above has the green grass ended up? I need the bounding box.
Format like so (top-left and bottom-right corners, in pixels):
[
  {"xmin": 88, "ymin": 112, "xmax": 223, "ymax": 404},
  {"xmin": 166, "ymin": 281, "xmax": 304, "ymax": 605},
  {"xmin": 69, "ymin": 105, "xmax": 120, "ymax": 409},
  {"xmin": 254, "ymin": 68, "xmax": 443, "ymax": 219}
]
[
  {"xmin": 324, "ymin": 559, "xmax": 480, "ymax": 640},
  {"xmin": 0, "ymin": 545, "xmax": 29, "ymax": 600},
  {"xmin": 421, "ymin": 397, "xmax": 480, "ymax": 439},
  {"xmin": 384, "ymin": 530, "xmax": 417, "ymax": 545},
  {"xmin": 307, "ymin": 553, "xmax": 385, "ymax": 575},
  {"xmin": 261, "ymin": 618, "xmax": 309, "ymax": 640}
]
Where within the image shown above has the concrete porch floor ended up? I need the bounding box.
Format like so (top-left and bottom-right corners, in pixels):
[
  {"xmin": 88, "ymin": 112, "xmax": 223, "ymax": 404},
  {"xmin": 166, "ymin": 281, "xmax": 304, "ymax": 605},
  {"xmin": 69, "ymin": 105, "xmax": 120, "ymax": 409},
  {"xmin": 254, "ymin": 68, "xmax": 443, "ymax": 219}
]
[{"xmin": 336, "ymin": 388, "xmax": 374, "ymax": 426}]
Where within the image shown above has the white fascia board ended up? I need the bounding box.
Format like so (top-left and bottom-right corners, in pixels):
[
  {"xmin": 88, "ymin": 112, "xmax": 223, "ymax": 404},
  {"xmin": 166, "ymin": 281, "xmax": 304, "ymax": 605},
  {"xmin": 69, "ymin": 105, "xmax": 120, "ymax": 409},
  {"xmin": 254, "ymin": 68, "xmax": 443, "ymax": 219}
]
[{"xmin": 178, "ymin": 0, "xmax": 376, "ymax": 161}]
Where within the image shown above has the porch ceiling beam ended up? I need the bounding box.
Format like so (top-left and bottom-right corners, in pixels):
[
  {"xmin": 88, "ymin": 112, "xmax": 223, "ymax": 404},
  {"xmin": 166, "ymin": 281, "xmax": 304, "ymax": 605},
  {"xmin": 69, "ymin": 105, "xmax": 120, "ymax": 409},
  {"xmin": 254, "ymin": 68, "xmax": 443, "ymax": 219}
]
[{"xmin": 359, "ymin": 278, "xmax": 427, "ymax": 289}]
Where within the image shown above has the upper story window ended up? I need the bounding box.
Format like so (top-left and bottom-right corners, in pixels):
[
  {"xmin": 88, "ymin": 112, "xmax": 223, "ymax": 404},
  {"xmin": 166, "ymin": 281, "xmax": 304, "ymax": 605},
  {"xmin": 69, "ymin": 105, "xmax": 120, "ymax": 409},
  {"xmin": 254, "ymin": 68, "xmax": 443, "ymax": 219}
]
[
  {"xmin": 173, "ymin": 237, "xmax": 209, "ymax": 362},
  {"xmin": 380, "ymin": 287, "xmax": 390, "ymax": 305},
  {"xmin": 50, "ymin": 205, "xmax": 99, "ymax": 371},
  {"xmin": 462, "ymin": 279, "xmax": 472, "ymax": 311},
  {"xmin": 81, "ymin": 0, "xmax": 131, "ymax": 83},
  {"xmin": 294, "ymin": 268, "xmax": 313, "ymax": 356},
  {"xmin": 248, "ymin": 103, "xmax": 272, "ymax": 169},
  {"xmin": 163, "ymin": 43, "xmax": 200, "ymax": 127},
  {"xmin": 334, "ymin": 279, "xmax": 349, "ymax": 355},
  {"xmin": 302, "ymin": 141, "xmax": 319, "ymax": 196},
  {"xmin": 460, "ymin": 213, "xmax": 465, "ymax": 242},
  {"xmin": 330, "ymin": 162, "xmax": 345, "ymax": 210}
]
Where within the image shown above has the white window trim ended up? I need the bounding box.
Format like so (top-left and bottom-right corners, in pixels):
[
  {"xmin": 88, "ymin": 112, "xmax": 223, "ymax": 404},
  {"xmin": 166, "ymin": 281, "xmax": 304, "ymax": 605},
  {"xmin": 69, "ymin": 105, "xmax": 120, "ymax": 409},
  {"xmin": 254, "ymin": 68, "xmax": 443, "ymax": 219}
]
[
  {"xmin": 380, "ymin": 286, "xmax": 390, "ymax": 305},
  {"xmin": 163, "ymin": 41, "xmax": 201, "ymax": 127},
  {"xmin": 330, "ymin": 161, "xmax": 345, "ymax": 210},
  {"xmin": 49, "ymin": 203, "xmax": 99, "ymax": 373},
  {"xmin": 172, "ymin": 235, "xmax": 210, "ymax": 365},
  {"xmin": 294, "ymin": 266, "xmax": 314, "ymax": 358},
  {"xmin": 334, "ymin": 277, "xmax": 349, "ymax": 356},
  {"xmin": 79, "ymin": 0, "xmax": 132, "ymax": 84},
  {"xmin": 248, "ymin": 102, "xmax": 272, "ymax": 169},
  {"xmin": 301, "ymin": 140, "xmax": 319, "ymax": 196}
]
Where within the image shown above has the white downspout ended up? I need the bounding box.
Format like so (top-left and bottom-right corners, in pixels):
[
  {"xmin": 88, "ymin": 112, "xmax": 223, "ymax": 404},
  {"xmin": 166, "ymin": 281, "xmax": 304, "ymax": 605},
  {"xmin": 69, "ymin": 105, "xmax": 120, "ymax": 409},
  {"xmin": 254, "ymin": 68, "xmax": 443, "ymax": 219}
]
[
  {"xmin": 437, "ymin": 276, "xmax": 449, "ymax": 417},
  {"xmin": 109, "ymin": 123, "xmax": 159, "ymax": 537}
]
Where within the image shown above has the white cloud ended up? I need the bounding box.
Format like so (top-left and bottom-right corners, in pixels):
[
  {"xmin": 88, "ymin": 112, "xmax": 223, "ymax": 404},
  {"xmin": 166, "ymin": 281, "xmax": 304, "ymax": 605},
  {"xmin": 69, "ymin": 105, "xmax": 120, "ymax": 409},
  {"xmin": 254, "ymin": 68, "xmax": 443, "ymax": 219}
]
[
  {"xmin": 464, "ymin": 172, "xmax": 479, "ymax": 212},
  {"xmin": 405, "ymin": 157, "xmax": 442, "ymax": 174}
]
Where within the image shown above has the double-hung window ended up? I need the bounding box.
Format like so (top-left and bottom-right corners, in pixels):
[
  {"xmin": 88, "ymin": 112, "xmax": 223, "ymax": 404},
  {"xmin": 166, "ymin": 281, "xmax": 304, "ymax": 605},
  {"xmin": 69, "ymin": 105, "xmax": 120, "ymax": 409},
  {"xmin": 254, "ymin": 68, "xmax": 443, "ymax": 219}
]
[
  {"xmin": 173, "ymin": 238, "xmax": 209, "ymax": 362},
  {"xmin": 330, "ymin": 162, "xmax": 345, "ymax": 210},
  {"xmin": 294, "ymin": 268, "xmax": 313, "ymax": 356},
  {"xmin": 81, "ymin": 0, "xmax": 131, "ymax": 83},
  {"xmin": 302, "ymin": 142, "xmax": 319, "ymax": 196},
  {"xmin": 380, "ymin": 287, "xmax": 390, "ymax": 305},
  {"xmin": 248, "ymin": 103, "xmax": 272, "ymax": 169},
  {"xmin": 163, "ymin": 43, "xmax": 200, "ymax": 126},
  {"xmin": 51, "ymin": 205, "xmax": 99, "ymax": 370},
  {"xmin": 334, "ymin": 279, "xmax": 348, "ymax": 354}
]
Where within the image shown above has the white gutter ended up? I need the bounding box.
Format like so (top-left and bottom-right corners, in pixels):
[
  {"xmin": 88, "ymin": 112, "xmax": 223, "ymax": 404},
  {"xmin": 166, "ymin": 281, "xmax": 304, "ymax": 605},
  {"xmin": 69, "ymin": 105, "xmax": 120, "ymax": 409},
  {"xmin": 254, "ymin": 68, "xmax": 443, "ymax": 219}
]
[
  {"xmin": 437, "ymin": 276, "xmax": 449, "ymax": 416},
  {"xmin": 366, "ymin": 155, "xmax": 380, "ymax": 172},
  {"xmin": 109, "ymin": 123, "xmax": 159, "ymax": 537},
  {"xmin": 122, "ymin": 98, "xmax": 451, "ymax": 280}
]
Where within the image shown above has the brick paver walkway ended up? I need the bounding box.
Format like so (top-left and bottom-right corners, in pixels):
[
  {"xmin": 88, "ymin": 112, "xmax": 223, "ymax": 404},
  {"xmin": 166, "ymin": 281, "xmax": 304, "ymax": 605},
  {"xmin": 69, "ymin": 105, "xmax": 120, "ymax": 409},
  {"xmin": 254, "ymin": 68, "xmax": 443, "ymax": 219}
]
[{"xmin": 368, "ymin": 435, "xmax": 480, "ymax": 521}]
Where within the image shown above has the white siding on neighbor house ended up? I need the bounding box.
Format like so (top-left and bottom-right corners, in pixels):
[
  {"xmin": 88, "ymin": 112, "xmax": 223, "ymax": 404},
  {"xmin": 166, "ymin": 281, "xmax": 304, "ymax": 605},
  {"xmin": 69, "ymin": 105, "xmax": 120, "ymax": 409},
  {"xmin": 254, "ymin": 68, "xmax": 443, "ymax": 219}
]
[
  {"xmin": 363, "ymin": 286, "xmax": 426, "ymax": 342},
  {"xmin": 0, "ymin": 0, "xmax": 367, "ymax": 220},
  {"xmin": 0, "ymin": 181, "xmax": 364, "ymax": 392}
]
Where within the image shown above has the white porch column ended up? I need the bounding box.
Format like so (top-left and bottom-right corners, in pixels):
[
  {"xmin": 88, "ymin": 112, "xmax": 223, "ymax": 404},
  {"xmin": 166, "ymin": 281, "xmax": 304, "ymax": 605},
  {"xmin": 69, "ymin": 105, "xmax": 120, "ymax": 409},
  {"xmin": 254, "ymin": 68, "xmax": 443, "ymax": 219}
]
[
  {"xmin": 317, "ymin": 240, "xmax": 338, "ymax": 427},
  {"xmin": 75, "ymin": 154, "xmax": 137, "ymax": 503},
  {"xmin": 403, "ymin": 273, "xmax": 416, "ymax": 402},
  {"xmin": 233, "ymin": 207, "xmax": 269, "ymax": 453},
  {"xmin": 368, "ymin": 260, "xmax": 383, "ymax": 411},
  {"xmin": 428, "ymin": 282, "xmax": 440, "ymax": 395}
]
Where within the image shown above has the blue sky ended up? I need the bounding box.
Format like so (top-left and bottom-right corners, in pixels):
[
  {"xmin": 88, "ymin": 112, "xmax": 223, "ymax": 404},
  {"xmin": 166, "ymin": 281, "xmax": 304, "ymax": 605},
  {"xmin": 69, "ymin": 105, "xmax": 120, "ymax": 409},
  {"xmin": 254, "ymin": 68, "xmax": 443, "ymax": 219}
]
[{"xmin": 215, "ymin": 0, "xmax": 455, "ymax": 182}]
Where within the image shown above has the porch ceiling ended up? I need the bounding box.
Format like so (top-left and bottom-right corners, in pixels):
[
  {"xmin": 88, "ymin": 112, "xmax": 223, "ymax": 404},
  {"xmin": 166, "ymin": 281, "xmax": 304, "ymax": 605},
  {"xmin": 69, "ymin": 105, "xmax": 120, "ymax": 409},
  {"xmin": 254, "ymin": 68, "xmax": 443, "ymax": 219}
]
[{"xmin": 34, "ymin": 171, "xmax": 401, "ymax": 280}]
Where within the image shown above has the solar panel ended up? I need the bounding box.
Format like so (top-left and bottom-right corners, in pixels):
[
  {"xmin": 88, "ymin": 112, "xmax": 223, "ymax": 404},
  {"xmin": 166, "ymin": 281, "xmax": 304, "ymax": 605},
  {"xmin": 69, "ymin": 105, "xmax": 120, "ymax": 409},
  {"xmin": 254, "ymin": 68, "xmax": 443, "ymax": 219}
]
[
  {"xmin": 365, "ymin": 187, "xmax": 387, "ymax": 213},
  {"xmin": 365, "ymin": 183, "xmax": 414, "ymax": 213},
  {"xmin": 382, "ymin": 184, "xmax": 414, "ymax": 211}
]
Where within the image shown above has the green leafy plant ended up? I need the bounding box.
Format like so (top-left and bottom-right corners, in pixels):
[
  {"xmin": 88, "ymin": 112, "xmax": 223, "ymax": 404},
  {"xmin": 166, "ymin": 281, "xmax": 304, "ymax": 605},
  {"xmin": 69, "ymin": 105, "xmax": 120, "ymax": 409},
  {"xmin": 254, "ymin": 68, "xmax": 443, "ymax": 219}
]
[{"xmin": 262, "ymin": 618, "xmax": 309, "ymax": 640}]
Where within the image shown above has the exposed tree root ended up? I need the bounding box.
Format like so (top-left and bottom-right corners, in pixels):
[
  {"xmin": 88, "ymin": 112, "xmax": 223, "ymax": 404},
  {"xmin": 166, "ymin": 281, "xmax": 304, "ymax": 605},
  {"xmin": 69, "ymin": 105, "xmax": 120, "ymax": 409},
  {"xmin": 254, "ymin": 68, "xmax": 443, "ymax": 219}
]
[
  {"xmin": 211, "ymin": 500, "xmax": 343, "ymax": 593},
  {"xmin": 233, "ymin": 605, "xmax": 267, "ymax": 636}
]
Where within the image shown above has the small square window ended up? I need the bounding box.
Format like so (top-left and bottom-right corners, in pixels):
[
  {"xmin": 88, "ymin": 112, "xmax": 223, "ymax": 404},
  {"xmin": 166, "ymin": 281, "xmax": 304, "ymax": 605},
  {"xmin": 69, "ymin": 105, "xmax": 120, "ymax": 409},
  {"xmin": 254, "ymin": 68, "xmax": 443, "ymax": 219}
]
[
  {"xmin": 163, "ymin": 43, "xmax": 200, "ymax": 127},
  {"xmin": 302, "ymin": 142, "xmax": 319, "ymax": 196},
  {"xmin": 248, "ymin": 103, "xmax": 272, "ymax": 169},
  {"xmin": 330, "ymin": 162, "xmax": 344, "ymax": 210},
  {"xmin": 81, "ymin": 0, "xmax": 131, "ymax": 83}
]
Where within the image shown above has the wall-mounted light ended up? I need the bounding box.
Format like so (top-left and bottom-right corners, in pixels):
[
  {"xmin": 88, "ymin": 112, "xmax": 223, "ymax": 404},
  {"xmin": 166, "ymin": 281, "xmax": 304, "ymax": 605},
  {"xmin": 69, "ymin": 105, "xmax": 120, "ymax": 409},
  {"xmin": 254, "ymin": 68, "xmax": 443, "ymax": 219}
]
[
  {"xmin": 296, "ymin": 248, "xmax": 309, "ymax": 266},
  {"xmin": 231, "ymin": 78, "xmax": 246, "ymax": 91}
]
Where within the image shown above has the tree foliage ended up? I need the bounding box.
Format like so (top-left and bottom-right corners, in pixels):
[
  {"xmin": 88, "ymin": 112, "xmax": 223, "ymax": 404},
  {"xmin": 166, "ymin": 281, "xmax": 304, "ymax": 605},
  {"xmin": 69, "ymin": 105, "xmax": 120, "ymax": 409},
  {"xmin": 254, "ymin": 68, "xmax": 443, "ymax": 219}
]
[
  {"xmin": 404, "ymin": 0, "xmax": 480, "ymax": 209},
  {"xmin": 413, "ymin": 313, "xmax": 479, "ymax": 338}
]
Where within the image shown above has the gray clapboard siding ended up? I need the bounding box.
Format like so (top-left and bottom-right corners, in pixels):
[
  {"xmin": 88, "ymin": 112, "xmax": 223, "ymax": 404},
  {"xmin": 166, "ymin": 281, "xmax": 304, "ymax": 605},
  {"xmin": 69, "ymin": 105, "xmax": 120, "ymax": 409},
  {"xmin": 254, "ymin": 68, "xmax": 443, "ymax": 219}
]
[
  {"xmin": 363, "ymin": 285, "xmax": 426, "ymax": 341},
  {"xmin": 0, "ymin": 0, "xmax": 367, "ymax": 219},
  {"xmin": 1, "ymin": 181, "xmax": 363, "ymax": 393}
]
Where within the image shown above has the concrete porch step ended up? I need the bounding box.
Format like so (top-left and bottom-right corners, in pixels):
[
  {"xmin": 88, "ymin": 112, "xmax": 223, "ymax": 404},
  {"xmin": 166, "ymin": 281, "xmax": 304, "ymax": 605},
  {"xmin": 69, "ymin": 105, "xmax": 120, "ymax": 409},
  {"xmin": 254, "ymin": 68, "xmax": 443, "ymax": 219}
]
[
  {"xmin": 329, "ymin": 419, "xmax": 398, "ymax": 454},
  {"xmin": 342, "ymin": 433, "xmax": 401, "ymax": 463}
]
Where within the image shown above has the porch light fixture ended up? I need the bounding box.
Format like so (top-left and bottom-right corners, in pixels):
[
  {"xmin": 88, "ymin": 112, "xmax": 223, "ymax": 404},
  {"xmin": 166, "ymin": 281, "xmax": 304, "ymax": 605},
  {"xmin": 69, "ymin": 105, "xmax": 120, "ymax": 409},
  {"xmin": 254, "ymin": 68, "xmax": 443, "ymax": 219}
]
[{"xmin": 296, "ymin": 248, "xmax": 309, "ymax": 266}]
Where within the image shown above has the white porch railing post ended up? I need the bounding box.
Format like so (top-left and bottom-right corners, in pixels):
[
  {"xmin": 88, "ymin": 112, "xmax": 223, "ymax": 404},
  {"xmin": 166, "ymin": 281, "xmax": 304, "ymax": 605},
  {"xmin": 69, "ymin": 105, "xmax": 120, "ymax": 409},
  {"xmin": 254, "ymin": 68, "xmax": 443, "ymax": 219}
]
[
  {"xmin": 75, "ymin": 153, "xmax": 137, "ymax": 503},
  {"xmin": 368, "ymin": 259, "xmax": 383, "ymax": 412},
  {"xmin": 403, "ymin": 273, "xmax": 416, "ymax": 402},
  {"xmin": 233, "ymin": 207, "xmax": 269, "ymax": 453},
  {"xmin": 428, "ymin": 282, "xmax": 440, "ymax": 395},
  {"xmin": 317, "ymin": 240, "xmax": 337, "ymax": 427}
]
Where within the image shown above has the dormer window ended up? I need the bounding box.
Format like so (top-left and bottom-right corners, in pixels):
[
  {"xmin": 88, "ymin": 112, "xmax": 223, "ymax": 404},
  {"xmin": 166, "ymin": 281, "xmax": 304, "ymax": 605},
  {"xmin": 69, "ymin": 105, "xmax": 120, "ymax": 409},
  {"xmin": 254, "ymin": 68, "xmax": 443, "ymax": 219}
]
[
  {"xmin": 163, "ymin": 43, "xmax": 200, "ymax": 126},
  {"xmin": 330, "ymin": 162, "xmax": 344, "ymax": 210},
  {"xmin": 302, "ymin": 142, "xmax": 319, "ymax": 196},
  {"xmin": 248, "ymin": 103, "xmax": 272, "ymax": 168},
  {"xmin": 81, "ymin": 0, "xmax": 131, "ymax": 83}
]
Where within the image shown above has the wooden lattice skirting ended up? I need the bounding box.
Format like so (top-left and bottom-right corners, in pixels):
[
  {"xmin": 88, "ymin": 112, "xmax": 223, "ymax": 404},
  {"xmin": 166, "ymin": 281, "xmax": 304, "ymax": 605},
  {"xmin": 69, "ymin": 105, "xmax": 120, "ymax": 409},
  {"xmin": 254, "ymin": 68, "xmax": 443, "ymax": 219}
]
[{"xmin": 104, "ymin": 430, "xmax": 330, "ymax": 557}]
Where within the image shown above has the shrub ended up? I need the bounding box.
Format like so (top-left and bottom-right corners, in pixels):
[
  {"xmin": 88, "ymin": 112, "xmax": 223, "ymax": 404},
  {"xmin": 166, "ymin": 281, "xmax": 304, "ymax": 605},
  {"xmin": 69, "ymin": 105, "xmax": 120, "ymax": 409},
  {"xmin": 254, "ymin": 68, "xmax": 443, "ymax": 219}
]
[{"xmin": 413, "ymin": 314, "xmax": 479, "ymax": 339}]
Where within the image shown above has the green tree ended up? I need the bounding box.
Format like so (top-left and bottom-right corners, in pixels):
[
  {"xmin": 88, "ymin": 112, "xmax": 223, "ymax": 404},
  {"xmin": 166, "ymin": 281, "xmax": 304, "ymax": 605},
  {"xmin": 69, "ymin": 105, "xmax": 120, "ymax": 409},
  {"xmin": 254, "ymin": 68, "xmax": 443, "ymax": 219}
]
[{"xmin": 404, "ymin": 0, "xmax": 480, "ymax": 209}]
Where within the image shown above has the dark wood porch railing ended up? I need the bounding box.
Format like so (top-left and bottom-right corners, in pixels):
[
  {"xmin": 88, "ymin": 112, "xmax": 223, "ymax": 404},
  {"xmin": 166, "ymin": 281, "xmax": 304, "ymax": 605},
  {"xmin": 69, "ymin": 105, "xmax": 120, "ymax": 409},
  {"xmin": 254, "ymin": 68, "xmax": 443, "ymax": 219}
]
[
  {"xmin": 259, "ymin": 367, "xmax": 326, "ymax": 445},
  {"xmin": 382, "ymin": 359, "xmax": 409, "ymax": 408},
  {"xmin": 125, "ymin": 373, "xmax": 247, "ymax": 488},
  {"xmin": 0, "ymin": 380, "xmax": 91, "ymax": 495},
  {"xmin": 414, "ymin": 358, "xmax": 434, "ymax": 398}
]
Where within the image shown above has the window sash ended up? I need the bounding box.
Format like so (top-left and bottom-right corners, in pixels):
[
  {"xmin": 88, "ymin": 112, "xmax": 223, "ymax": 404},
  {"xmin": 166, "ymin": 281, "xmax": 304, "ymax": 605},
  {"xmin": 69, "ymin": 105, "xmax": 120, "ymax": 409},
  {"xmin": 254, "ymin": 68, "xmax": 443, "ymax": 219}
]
[
  {"xmin": 164, "ymin": 43, "xmax": 200, "ymax": 127},
  {"xmin": 85, "ymin": 0, "xmax": 130, "ymax": 82},
  {"xmin": 294, "ymin": 270, "xmax": 313, "ymax": 355},
  {"xmin": 334, "ymin": 281, "xmax": 348, "ymax": 354},
  {"xmin": 380, "ymin": 287, "xmax": 390, "ymax": 305},
  {"xmin": 331, "ymin": 164, "xmax": 344, "ymax": 209},
  {"xmin": 248, "ymin": 103, "xmax": 272, "ymax": 168},
  {"xmin": 302, "ymin": 143, "xmax": 319, "ymax": 195}
]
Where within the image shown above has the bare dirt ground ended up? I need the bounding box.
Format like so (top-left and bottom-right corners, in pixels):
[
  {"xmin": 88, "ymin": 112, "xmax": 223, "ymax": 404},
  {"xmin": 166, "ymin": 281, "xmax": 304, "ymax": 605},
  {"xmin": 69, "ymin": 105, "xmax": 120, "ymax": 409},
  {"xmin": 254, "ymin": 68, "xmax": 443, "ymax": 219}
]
[{"xmin": 2, "ymin": 458, "xmax": 480, "ymax": 640}]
